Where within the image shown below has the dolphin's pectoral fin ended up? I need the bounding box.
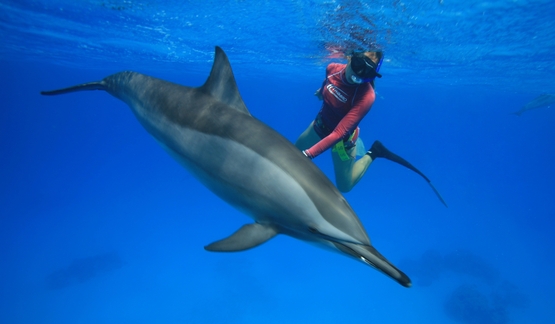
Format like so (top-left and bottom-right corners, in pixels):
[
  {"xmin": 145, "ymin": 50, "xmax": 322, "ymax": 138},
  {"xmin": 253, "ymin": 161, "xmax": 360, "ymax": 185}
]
[
  {"xmin": 204, "ymin": 223, "xmax": 278, "ymax": 252},
  {"xmin": 200, "ymin": 46, "xmax": 251, "ymax": 116}
]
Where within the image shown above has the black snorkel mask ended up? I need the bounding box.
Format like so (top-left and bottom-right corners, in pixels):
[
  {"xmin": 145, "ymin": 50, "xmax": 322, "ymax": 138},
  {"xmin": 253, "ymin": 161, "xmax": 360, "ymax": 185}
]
[{"xmin": 349, "ymin": 50, "xmax": 383, "ymax": 84}]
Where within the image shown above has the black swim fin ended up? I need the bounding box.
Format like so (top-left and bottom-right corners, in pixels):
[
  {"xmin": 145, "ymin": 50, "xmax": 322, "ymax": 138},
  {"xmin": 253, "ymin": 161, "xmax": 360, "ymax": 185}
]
[{"xmin": 368, "ymin": 141, "xmax": 448, "ymax": 207}]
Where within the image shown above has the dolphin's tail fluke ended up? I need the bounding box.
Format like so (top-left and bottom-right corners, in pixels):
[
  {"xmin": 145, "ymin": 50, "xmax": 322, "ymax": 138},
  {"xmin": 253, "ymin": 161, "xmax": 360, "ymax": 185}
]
[
  {"xmin": 41, "ymin": 81, "xmax": 106, "ymax": 96},
  {"xmin": 368, "ymin": 140, "xmax": 448, "ymax": 207}
]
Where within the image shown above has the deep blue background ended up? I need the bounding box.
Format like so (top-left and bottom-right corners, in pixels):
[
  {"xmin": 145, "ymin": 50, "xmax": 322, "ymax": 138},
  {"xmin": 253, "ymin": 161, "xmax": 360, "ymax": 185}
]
[{"xmin": 1, "ymin": 51, "xmax": 554, "ymax": 323}]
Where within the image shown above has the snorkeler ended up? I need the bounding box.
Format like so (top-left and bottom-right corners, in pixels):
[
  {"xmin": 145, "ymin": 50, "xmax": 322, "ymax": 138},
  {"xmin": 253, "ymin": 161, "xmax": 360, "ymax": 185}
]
[{"xmin": 295, "ymin": 49, "xmax": 447, "ymax": 206}]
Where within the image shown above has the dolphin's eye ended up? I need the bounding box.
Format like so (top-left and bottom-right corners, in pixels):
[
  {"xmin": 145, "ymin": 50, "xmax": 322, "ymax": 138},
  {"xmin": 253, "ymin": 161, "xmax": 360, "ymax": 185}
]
[
  {"xmin": 360, "ymin": 256, "xmax": 376, "ymax": 267},
  {"xmin": 308, "ymin": 227, "xmax": 317, "ymax": 233}
]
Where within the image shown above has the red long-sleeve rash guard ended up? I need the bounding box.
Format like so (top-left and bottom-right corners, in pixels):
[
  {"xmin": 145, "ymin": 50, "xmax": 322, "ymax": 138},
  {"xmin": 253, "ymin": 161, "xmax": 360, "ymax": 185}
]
[{"xmin": 305, "ymin": 63, "xmax": 375, "ymax": 158}]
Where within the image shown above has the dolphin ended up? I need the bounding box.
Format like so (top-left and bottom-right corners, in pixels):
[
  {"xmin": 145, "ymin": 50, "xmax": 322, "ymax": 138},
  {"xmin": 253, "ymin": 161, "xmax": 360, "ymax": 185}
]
[
  {"xmin": 41, "ymin": 46, "xmax": 411, "ymax": 287},
  {"xmin": 511, "ymin": 93, "xmax": 555, "ymax": 116}
]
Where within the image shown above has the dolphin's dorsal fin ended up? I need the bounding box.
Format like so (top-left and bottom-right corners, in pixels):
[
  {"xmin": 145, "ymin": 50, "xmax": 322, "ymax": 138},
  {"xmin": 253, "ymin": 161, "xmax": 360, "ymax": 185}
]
[
  {"xmin": 204, "ymin": 223, "xmax": 278, "ymax": 252},
  {"xmin": 200, "ymin": 46, "xmax": 251, "ymax": 116}
]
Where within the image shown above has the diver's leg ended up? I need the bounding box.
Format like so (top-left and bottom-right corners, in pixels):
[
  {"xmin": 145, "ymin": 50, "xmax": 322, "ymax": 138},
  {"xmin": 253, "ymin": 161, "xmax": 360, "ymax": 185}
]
[
  {"xmin": 332, "ymin": 146, "xmax": 372, "ymax": 193},
  {"xmin": 350, "ymin": 153, "xmax": 374, "ymax": 186},
  {"xmin": 295, "ymin": 121, "xmax": 321, "ymax": 150}
]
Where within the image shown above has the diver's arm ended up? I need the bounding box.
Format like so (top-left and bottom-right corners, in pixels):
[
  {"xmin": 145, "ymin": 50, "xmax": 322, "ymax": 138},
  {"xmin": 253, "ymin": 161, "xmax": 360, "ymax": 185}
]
[{"xmin": 303, "ymin": 93, "xmax": 374, "ymax": 158}]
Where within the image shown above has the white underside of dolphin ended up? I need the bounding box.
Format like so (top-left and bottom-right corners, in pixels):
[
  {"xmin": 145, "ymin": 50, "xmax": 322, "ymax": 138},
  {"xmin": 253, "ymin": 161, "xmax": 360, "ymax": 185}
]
[{"xmin": 41, "ymin": 46, "xmax": 411, "ymax": 287}]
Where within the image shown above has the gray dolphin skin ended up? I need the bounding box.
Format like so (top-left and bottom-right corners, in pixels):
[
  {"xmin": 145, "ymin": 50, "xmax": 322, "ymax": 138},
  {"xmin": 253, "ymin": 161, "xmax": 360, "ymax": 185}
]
[
  {"xmin": 512, "ymin": 93, "xmax": 555, "ymax": 116},
  {"xmin": 41, "ymin": 46, "xmax": 411, "ymax": 287}
]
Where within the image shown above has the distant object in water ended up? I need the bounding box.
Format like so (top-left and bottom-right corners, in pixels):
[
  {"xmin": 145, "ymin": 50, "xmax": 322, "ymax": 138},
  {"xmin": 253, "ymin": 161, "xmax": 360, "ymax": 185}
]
[
  {"xmin": 45, "ymin": 252, "xmax": 123, "ymax": 290},
  {"xmin": 444, "ymin": 284, "xmax": 508, "ymax": 324},
  {"xmin": 399, "ymin": 249, "xmax": 499, "ymax": 287},
  {"xmin": 40, "ymin": 47, "xmax": 411, "ymax": 287},
  {"xmin": 443, "ymin": 250, "xmax": 500, "ymax": 285},
  {"xmin": 444, "ymin": 282, "xmax": 529, "ymax": 324},
  {"xmin": 512, "ymin": 93, "xmax": 555, "ymax": 116},
  {"xmin": 400, "ymin": 249, "xmax": 529, "ymax": 323},
  {"xmin": 490, "ymin": 280, "xmax": 530, "ymax": 310},
  {"xmin": 397, "ymin": 249, "xmax": 443, "ymax": 287}
]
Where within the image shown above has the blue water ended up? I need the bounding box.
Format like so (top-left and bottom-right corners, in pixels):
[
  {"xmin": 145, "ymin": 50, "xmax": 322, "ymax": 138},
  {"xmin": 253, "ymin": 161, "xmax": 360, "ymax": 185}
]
[{"xmin": 1, "ymin": 1, "xmax": 555, "ymax": 323}]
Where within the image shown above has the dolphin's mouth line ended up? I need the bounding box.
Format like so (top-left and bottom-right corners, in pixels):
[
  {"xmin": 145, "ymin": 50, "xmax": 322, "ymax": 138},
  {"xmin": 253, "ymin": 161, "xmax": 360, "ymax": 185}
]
[
  {"xmin": 308, "ymin": 227, "xmax": 367, "ymax": 246},
  {"xmin": 334, "ymin": 241, "xmax": 412, "ymax": 287},
  {"xmin": 333, "ymin": 242, "xmax": 388, "ymax": 277},
  {"xmin": 360, "ymin": 256, "xmax": 377, "ymax": 268},
  {"xmin": 331, "ymin": 241, "xmax": 377, "ymax": 268}
]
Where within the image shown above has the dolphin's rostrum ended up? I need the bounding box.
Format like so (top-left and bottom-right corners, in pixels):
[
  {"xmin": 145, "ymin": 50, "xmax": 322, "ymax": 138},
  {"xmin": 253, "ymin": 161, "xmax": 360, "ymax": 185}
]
[{"xmin": 41, "ymin": 47, "xmax": 411, "ymax": 287}]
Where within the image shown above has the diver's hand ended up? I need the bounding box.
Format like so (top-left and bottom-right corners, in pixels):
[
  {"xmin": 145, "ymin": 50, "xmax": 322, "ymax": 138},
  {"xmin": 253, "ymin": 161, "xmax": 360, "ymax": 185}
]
[
  {"xmin": 302, "ymin": 150, "xmax": 313, "ymax": 159},
  {"xmin": 314, "ymin": 89, "xmax": 323, "ymax": 100}
]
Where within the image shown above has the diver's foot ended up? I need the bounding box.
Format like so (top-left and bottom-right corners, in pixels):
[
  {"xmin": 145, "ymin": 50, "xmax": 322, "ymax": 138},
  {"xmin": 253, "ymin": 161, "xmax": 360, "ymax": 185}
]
[
  {"xmin": 366, "ymin": 140, "xmax": 430, "ymax": 182},
  {"xmin": 366, "ymin": 140, "xmax": 391, "ymax": 160}
]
